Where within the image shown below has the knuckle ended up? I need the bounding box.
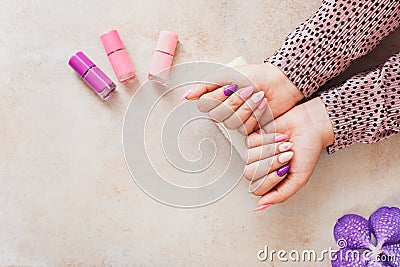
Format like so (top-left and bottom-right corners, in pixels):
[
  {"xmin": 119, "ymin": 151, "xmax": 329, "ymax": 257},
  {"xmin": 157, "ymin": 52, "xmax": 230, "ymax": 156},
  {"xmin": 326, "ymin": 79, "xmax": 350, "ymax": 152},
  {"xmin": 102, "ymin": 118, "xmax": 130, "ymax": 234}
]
[
  {"xmin": 225, "ymin": 98, "xmax": 241, "ymax": 111},
  {"xmin": 243, "ymin": 124, "xmax": 253, "ymax": 135},
  {"xmin": 298, "ymin": 179, "xmax": 308, "ymax": 188},
  {"xmin": 253, "ymin": 190, "xmax": 264, "ymax": 196},
  {"xmin": 265, "ymin": 144, "xmax": 275, "ymax": 155},
  {"xmin": 241, "ymin": 102, "xmax": 254, "ymax": 113},
  {"xmin": 244, "ymin": 167, "xmax": 254, "ymax": 181},
  {"xmin": 274, "ymin": 190, "xmax": 289, "ymax": 204},
  {"xmin": 197, "ymin": 98, "xmax": 212, "ymax": 113},
  {"xmin": 280, "ymin": 196, "xmax": 290, "ymax": 203},
  {"xmin": 237, "ymin": 125, "xmax": 247, "ymax": 135},
  {"xmin": 208, "ymin": 113, "xmax": 222, "ymax": 123},
  {"xmin": 263, "ymin": 157, "xmax": 273, "ymax": 169},
  {"xmin": 245, "ymin": 136, "xmax": 252, "ymax": 147},
  {"xmin": 251, "ymin": 185, "xmax": 266, "ymax": 196},
  {"xmin": 276, "ymin": 198, "xmax": 288, "ymax": 204},
  {"xmin": 208, "ymin": 109, "xmax": 225, "ymax": 122},
  {"xmin": 269, "ymin": 174, "xmax": 281, "ymax": 185},
  {"xmin": 224, "ymin": 120, "xmax": 237, "ymax": 130},
  {"xmin": 253, "ymin": 114, "xmax": 263, "ymax": 128},
  {"xmin": 243, "ymin": 118, "xmax": 257, "ymax": 135},
  {"xmin": 237, "ymin": 123, "xmax": 249, "ymax": 135},
  {"xmin": 196, "ymin": 100, "xmax": 206, "ymax": 113},
  {"xmin": 243, "ymin": 128, "xmax": 252, "ymax": 136},
  {"xmin": 241, "ymin": 151, "xmax": 250, "ymax": 163},
  {"xmin": 252, "ymin": 181, "xmax": 268, "ymax": 196}
]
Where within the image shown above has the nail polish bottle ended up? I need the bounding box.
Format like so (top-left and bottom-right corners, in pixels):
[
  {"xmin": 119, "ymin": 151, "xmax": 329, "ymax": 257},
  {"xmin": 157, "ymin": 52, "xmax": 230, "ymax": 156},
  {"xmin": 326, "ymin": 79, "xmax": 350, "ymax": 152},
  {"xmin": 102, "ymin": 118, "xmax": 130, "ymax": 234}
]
[
  {"xmin": 100, "ymin": 29, "xmax": 136, "ymax": 82},
  {"xmin": 68, "ymin": 51, "xmax": 116, "ymax": 100},
  {"xmin": 148, "ymin": 31, "xmax": 178, "ymax": 81}
]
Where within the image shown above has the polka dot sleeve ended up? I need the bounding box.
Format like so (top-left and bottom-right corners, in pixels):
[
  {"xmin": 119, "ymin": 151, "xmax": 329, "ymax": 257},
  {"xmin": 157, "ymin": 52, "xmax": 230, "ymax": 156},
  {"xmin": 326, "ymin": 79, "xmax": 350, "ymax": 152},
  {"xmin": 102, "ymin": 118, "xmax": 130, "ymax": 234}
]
[
  {"xmin": 266, "ymin": 0, "xmax": 400, "ymax": 98},
  {"xmin": 320, "ymin": 52, "xmax": 400, "ymax": 154}
]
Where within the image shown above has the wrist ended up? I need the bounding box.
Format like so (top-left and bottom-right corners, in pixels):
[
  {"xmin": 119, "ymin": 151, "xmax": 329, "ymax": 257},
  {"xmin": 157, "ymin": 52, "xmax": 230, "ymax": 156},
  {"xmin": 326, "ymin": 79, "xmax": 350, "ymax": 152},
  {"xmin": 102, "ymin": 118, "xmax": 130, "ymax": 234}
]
[
  {"xmin": 304, "ymin": 97, "xmax": 334, "ymax": 149},
  {"xmin": 263, "ymin": 62, "xmax": 304, "ymax": 106}
]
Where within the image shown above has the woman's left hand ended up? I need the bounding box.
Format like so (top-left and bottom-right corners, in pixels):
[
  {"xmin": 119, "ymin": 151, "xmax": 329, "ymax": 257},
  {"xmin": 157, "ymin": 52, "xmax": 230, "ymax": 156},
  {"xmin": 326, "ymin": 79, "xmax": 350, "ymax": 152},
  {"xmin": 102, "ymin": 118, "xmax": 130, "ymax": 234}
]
[
  {"xmin": 190, "ymin": 63, "xmax": 304, "ymax": 135},
  {"xmin": 197, "ymin": 84, "xmax": 270, "ymax": 135}
]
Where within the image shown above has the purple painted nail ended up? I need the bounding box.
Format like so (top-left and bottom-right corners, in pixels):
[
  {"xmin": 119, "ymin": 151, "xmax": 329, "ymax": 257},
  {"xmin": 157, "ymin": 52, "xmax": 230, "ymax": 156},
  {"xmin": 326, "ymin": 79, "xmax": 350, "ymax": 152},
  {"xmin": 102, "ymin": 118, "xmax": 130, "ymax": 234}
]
[
  {"xmin": 223, "ymin": 84, "xmax": 238, "ymax": 96},
  {"xmin": 277, "ymin": 164, "xmax": 290, "ymax": 177}
]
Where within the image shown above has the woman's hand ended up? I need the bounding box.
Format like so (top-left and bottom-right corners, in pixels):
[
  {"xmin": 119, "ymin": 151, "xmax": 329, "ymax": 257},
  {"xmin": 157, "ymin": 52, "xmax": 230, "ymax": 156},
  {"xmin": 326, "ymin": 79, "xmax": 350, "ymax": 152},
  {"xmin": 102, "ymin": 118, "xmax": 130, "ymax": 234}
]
[
  {"xmin": 244, "ymin": 133, "xmax": 294, "ymax": 196},
  {"xmin": 196, "ymin": 85, "xmax": 270, "ymax": 135},
  {"xmin": 243, "ymin": 132, "xmax": 294, "ymax": 196},
  {"xmin": 247, "ymin": 97, "xmax": 334, "ymax": 209},
  {"xmin": 183, "ymin": 63, "xmax": 304, "ymax": 134}
]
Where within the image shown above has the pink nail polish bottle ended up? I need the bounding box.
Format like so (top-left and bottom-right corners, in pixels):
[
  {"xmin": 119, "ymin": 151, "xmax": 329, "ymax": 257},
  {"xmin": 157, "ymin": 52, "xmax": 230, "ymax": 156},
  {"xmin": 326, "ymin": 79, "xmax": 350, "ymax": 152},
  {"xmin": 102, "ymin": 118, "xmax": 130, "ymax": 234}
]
[
  {"xmin": 68, "ymin": 51, "xmax": 116, "ymax": 100},
  {"xmin": 100, "ymin": 29, "xmax": 136, "ymax": 83},
  {"xmin": 148, "ymin": 31, "xmax": 178, "ymax": 82}
]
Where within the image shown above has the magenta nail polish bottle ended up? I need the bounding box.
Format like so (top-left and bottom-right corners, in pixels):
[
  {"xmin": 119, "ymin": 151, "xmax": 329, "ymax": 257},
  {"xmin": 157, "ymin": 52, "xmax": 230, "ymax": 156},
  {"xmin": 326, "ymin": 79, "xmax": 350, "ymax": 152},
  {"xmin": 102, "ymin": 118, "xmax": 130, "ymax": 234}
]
[
  {"xmin": 68, "ymin": 51, "xmax": 116, "ymax": 100},
  {"xmin": 100, "ymin": 29, "xmax": 136, "ymax": 83}
]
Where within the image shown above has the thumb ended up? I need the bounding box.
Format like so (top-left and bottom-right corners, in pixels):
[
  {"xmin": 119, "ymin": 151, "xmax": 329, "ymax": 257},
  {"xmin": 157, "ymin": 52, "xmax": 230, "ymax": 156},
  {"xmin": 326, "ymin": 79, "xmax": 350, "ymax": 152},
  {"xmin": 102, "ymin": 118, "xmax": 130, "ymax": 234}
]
[{"xmin": 257, "ymin": 173, "xmax": 307, "ymax": 205}]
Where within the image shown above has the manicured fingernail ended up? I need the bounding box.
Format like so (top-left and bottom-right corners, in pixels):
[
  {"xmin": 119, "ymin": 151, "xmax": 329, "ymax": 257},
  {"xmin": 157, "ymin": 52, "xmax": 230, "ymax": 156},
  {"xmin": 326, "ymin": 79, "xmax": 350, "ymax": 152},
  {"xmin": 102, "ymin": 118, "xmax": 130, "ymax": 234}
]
[
  {"xmin": 239, "ymin": 86, "xmax": 254, "ymax": 99},
  {"xmin": 278, "ymin": 151, "xmax": 294, "ymax": 163},
  {"xmin": 254, "ymin": 204, "xmax": 272, "ymax": 212},
  {"xmin": 274, "ymin": 134, "xmax": 288, "ymax": 143},
  {"xmin": 277, "ymin": 164, "xmax": 290, "ymax": 177},
  {"xmin": 181, "ymin": 88, "xmax": 193, "ymax": 100},
  {"xmin": 251, "ymin": 91, "xmax": 265, "ymax": 103},
  {"xmin": 257, "ymin": 98, "xmax": 268, "ymax": 110},
  {"xmin": 278, "ymin": 142, "xmax": 292, "ymax": 152},
  {"xmin": 223, "ymin": 84, "xmax": 238, "ymax": 96}
]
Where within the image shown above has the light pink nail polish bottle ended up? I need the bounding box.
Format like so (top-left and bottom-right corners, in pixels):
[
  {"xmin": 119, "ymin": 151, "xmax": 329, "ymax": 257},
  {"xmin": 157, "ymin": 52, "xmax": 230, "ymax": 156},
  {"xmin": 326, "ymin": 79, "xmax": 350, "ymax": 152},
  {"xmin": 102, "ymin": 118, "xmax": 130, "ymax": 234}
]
[
  {"xmin": 100, "ymin": 29, "xmax": 136, "ymax": 83},
  {"xmin": 148, "ymin": 31, "xmax": 178, "ymax": 82}
]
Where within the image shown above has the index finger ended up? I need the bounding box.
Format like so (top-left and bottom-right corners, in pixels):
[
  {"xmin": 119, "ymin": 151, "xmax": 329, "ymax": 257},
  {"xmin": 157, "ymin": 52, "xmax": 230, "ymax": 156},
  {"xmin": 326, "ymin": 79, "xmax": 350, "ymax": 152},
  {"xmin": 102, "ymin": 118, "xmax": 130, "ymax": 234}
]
[
  {"xmin": 184, "ymin": 69, "xmax": 233, "ymax": 100},
  {"xmin": 184, "ymin": 65, "xmax": 250, "ymax": 100}
]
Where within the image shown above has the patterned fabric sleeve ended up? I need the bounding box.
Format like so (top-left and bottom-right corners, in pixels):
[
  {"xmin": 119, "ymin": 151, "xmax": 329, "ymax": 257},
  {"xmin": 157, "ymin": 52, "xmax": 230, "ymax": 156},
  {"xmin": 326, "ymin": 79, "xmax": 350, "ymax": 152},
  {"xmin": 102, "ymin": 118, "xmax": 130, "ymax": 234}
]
[
  {"xmin": 266, "ymin": 0, "xmax": 399, "ymax": 98},
  {"xmin": 320, "ymin": 52, "xmax": 400, "ymax": 154}
]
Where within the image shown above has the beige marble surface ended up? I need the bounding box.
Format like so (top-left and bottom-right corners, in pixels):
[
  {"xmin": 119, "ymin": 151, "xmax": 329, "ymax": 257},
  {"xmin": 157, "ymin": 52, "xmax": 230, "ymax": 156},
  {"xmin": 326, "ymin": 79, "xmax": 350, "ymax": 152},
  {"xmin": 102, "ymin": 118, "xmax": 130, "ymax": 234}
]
[{"xmin": 0, "ymin": 0, "xmax": 399, "ymax": 266}]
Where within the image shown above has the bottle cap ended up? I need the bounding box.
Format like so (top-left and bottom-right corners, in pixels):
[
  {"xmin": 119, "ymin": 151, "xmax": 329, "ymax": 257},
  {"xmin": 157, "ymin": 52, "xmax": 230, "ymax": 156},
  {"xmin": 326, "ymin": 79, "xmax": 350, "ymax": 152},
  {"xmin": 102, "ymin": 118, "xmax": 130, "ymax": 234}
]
[
  {"xmin": 155, "ymin": 31, "xmax": 178, "ymax": 55},
  {"xmin": 100, "ymin": 29, "xmax": 124, "ymax": 55},
  {"xmin": 68, "ymin": 51, "xmax": 95, "ymax": 77}
]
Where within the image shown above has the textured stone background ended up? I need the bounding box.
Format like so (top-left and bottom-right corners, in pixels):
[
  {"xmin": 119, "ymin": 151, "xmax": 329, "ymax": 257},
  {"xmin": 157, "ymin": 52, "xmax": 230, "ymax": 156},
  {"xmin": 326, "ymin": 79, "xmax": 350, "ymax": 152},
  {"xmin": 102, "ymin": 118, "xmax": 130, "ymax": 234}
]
[{"xmin": 0, "ymin": 0, "xmax": 399, "ymax": 266}]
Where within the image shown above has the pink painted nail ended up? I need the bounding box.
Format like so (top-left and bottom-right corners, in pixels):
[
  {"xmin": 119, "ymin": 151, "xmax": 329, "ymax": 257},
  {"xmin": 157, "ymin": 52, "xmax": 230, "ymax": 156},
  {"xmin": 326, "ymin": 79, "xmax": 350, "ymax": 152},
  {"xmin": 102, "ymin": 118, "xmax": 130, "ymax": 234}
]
[
  {"xmin": 257, "ymin": 98, "xmax": 268, "ymax": 110},
  {"xmin": 239, "ymin": 86, "xmax": 254, "ymax": 99},
  {"xmin": 274, "ymin": 134, "xmax": 288, "ymax": 143},
  {"xmin": 278, "ymin": 142, "xmax": 292, "ymax": 152},
  {"xmin": 181, "ymin": 88, "xmax": 193, "ymax": 100},
  {"xmin": 254, "ymin": 204, "xmax": 272, "ymax": 212}
]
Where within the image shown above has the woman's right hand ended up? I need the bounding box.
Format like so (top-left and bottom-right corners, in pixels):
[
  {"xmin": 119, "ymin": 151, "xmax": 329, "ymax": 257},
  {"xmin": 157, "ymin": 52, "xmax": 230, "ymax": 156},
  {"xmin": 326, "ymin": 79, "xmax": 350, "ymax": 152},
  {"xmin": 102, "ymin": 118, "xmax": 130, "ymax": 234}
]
[
  {"xmin": 183, "ymin": 63, "xmax": 304, "ymax": 134},
  {"xmin": 250, "ymin": 97, "xmax": 334, "ymax": 208}
]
